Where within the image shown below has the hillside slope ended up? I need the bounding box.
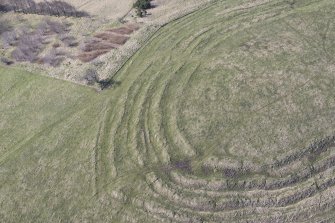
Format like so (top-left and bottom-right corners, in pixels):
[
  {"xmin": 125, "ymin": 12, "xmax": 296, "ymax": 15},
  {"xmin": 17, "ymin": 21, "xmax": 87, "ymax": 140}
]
[{"xmin": 1, "ymin": 0, "xmax": 335, "ymax": 222}]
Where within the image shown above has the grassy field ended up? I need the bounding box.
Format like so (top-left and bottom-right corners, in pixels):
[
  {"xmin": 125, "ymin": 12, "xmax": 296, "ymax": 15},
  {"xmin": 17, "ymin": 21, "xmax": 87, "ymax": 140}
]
[{"xmin": 1, "ymin": 0, "xmax": 335, "ymax": 222}]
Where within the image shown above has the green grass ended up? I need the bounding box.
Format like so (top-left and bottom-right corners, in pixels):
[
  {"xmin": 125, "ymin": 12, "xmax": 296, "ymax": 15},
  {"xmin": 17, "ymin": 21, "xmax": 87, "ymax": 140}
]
[{"xmin": 1, "ymin": 0, "xmax": 335, "ymax": 222}]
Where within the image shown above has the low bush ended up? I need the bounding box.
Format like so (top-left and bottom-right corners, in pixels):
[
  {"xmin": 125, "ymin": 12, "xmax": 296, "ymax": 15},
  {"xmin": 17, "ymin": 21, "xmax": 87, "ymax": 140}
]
[
  {"xmin": 83, "ymin": 68, "xmax": 120, "ymax": 89},
  {"xmin": 11, "ymin": 31, "xmax": 45, "ymax": 62},
  {"xmin": 0, "ymin": 18, "xmax": 11, "ymax": 34},
  {"xmin": 0, "ymin": 57, "xmax": 14, "ymax": 65},
  {"xmin": 84, "ymin": 68, "xmax": 98, "ymax": 85},
  {"xmin": 60, "ymin": 35, "xmax": 78, "ymax": 47},
  {"xmin": 98, "ymin": 78, "xmax": 120, "ymax": 90},
  {"xmin": 2, "ymin": 31, "xmax": 18, "ymax": 47},
  {"xmin": 42, "ymin": 54, "xmax": 64, "ymax": 67},
  {"xmin": 46, "ymin": 20, "xmax": 69, "ymax": 34}
]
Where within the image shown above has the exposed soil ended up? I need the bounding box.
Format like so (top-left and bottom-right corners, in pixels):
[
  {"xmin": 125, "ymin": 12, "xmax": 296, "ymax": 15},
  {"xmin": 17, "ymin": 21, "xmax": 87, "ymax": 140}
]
[
  {"xmin": 78, "ymin": 23, "xmax": 140, "ymax": 62},
  {"xmin": 77, "ymin": 49, "xmax": 110, "ymax": 62}
]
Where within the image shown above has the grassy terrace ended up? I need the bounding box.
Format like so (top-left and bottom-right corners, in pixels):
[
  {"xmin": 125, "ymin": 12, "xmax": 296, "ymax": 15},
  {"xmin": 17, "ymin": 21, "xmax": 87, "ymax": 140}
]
[{"xmin": 1, "ymin": 0, "xmax": 335, "ymax": 222}]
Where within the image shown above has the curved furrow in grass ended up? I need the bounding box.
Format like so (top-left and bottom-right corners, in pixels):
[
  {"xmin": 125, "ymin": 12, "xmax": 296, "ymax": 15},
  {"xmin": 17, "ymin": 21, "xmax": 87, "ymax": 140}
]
[
  {"xmin": 112, "ymin": 63, "xmax": 154, "ymax": 171},
  {"xmin": 135, "ymin": 70, "xmax": 167, "ymax": 166},
  {"xmin": 127, "ymin": 55, "xmax": 191, "ymax": 167},
  {"xmin": 139, "ymin": 172, "xmax": 335, "ymax": 222},
  {"xmin": 59, "ymin": 0, "xmax": 335, "ymax": 221},
  {"xmin": 144, "ymin": 165, "xmax": 335, "ymax": 212},
  {"xmin": 164, "ymin": 144, "xmax": 335, "ymax": 193},
  {"xmin": 91, "ymin": 99, "xmax": 117, "ymax": 195},
  {"xmin": 124, "ymin": 156, "xmax": 335, "ymax": 222},
  {"xmin": 135, "ymin": 61, "xmax": 192, "ymax": 160},
  {"xmin": 159, "ymin": 63, "xmax": 201, "ymax": 158},
  {"xmin": 125, "ymin": 59, "xmax": 178, "ymax": 167},
  {"xmin": 100, "ymin": 60, "xmax": 163, "ymax": 183},
  {"xmin": 4, "ymin": 1, "xmax": 334, "ymax": 220},
  {"xmin": 141, "ymin": 56, "xmax": 175, "ymax": 165},
  {"xmin": 186, "ymin": 3, "xmax": 292, "ymax": 57},
  {"xmin": 114, "ymin": 58, "xmax": 190, "ymax": 168},
  {"xmin": 122, "ymin": 64, "xmax": 157, "ymax": 167}
]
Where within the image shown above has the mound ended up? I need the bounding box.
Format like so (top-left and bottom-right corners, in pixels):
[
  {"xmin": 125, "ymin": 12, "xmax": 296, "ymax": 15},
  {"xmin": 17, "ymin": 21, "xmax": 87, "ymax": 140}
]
[{"xmin": 0, "ymin": 0, "xmax": 334, "ymax": 222}]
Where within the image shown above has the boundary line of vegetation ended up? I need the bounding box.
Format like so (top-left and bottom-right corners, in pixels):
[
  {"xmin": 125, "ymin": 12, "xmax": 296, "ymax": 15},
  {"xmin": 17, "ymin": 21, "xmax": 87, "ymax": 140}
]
[{"xmin": 0, "ymin": 0, "xmax": 89, "ymax": 17}]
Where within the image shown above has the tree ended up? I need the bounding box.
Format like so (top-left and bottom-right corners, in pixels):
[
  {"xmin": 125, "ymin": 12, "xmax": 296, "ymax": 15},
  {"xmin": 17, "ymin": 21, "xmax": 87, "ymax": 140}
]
[
  {"xmin": 134, "ymin": 0, "xmax": 151, "ymax": 10},
  {"xmin": 133, "ymin": 0, "xmax": 151, "ymax": 17}
]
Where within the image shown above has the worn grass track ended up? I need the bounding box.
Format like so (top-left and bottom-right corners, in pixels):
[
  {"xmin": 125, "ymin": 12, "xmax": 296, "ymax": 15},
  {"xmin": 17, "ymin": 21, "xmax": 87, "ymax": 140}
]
[{"xmin": 1, "ymin": 0, "xmax": 335, "ymax": 222}]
